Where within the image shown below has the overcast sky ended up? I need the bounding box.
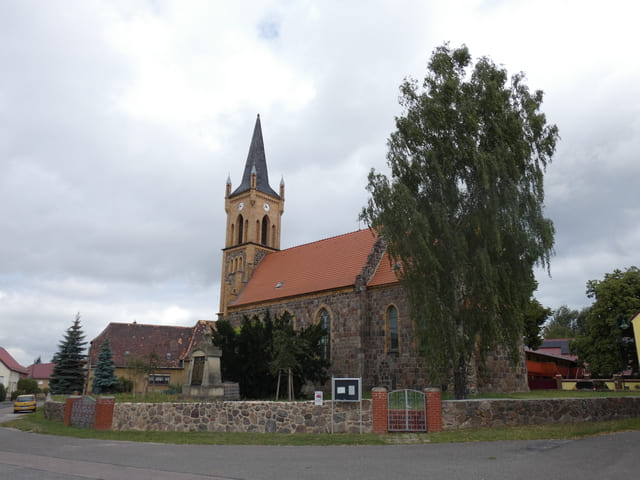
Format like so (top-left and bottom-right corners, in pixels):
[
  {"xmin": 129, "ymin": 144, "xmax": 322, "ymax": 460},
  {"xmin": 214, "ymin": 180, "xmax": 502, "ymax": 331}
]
[{"xmin": 2, "ymin": 0, "xmax": 639, "ymax": 367}]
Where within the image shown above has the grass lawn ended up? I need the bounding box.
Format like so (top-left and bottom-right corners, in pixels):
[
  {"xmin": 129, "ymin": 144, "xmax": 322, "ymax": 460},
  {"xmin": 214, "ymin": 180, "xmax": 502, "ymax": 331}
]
[
  {"xmin": 50, "ymin": 389, "xmax": 640, "ymax": 404},
  {"xmin": 441, "ymin": 390, "xmax": 640, "ymax": 400},
  {"xmin": 3, "ymin": 409, "xmax": 639, "ymax": 446}
]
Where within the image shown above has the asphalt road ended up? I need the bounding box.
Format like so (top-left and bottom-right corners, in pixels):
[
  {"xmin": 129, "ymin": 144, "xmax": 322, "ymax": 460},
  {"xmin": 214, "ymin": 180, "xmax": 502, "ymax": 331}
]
[{"xmin": 1, "ymin": 405, "xmax": 638, "ymax": 480}]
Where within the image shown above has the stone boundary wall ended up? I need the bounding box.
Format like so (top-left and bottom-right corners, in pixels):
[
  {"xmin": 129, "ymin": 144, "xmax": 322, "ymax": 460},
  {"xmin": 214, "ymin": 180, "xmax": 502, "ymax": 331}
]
[
  {"xmin": 44, "ymin": 399, "xmax": 65, "ymax": 422},
  {"xmin": 112, "ymin": 400, "xmax": 370, "ymax": 433},
  {"xmin": 44, "ymin": 396, "xmax": 640, "ymax": 433},
  {"xmin": 442, "ymin": 397, "xmax": 640, "ymax": 431}
]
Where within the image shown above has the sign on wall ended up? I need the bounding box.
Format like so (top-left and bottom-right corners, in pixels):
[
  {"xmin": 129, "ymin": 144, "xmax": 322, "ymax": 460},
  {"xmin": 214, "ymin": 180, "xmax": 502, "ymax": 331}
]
[
  {"xmin": 331, "ymin": 377, "xmax": 362, "ymax": 434},
  {"xmin": 332, "ymin": 377, "xmax": 361, "ymax": 402}
]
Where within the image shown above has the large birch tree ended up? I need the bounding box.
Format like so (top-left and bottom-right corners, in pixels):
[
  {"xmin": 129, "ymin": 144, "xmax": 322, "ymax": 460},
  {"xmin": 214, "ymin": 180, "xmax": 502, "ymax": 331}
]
[{"xmin": 361, "ymin": 44, "xmax": 558, "ymax": 399}]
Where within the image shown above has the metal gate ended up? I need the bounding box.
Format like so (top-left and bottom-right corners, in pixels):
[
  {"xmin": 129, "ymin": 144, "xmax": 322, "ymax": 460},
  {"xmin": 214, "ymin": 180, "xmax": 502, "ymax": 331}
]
[{"xmin": 388, "ymin": 389, "xmax": 426, "ymax": 432}]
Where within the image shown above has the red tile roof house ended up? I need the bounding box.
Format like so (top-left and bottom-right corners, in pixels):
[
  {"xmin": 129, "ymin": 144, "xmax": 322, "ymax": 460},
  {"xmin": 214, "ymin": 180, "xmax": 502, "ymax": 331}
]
[
  {"xmin": 216, "ymin": 116, "xmax": 529, "ymax": 395},
  {"xmin": 87, "ymin": 320, "xmax": 214, "ymax": 395},
  {"xmin": 25, "ymin": 363, "xmax": 55, "ymax": 392},
  {"xmin": 0, "ymin": 346, "xmax": 28, "ymax": 396}
]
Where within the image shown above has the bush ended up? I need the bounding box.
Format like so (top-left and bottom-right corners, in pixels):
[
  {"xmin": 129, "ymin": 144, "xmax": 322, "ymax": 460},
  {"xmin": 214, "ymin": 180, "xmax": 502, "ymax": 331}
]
[
  {"xmin": 0, "ymin": 383, "xmax": 6, "ymax": 402},
  {"xmin": 17, "ymin": 378, "xmax": 40, "ymax": 394},
  {"xmin": 165, "ymin": 384, "xmax": 183, "ymax": 394},
  {"xmin": 116, "ymin": 377, "xmax": 133, "ymax": 393}
]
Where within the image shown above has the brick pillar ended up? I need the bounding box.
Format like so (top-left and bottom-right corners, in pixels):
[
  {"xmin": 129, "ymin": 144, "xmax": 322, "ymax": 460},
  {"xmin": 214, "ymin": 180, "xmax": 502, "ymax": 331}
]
[
  {"xmin": 94, "ymin": 397, "xmax": 115, "ymax": 431},
  {"xmin": 63, "ymin": 396, "xmax": 82, "ymax": 427},
  {"xmin": 424, "ymin": 388, "xmax": 442, "ymax": 433},
  {"xmin": 371, "ymin": 387, "xmax": 388, "ymax": 434}
]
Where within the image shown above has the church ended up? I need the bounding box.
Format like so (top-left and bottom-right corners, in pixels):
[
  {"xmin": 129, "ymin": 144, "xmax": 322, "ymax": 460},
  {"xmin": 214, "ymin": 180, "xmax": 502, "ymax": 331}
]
[{"xmin": 218, "ymin": 115, "xmax": 528, "ymax": 393}]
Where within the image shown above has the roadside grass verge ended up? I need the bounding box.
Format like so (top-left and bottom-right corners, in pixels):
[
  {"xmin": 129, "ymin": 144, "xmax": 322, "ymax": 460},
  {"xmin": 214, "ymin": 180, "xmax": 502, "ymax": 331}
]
[
  {"xmin": 2, "ymin": 410, "xmax": 385, "ymax": 445},
  {"xmin": 3, "ymin": 410, "xmax": 639, "ymax": 445},
  {"xmin": 427, "ymin": 417, "xmax": 640, "ymax": 443}
]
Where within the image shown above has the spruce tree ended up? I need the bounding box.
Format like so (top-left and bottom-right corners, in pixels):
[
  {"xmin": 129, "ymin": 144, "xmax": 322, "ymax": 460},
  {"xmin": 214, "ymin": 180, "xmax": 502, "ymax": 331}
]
[
  {"xmin": 92, "ymin": 337, "xmax": 118, "ymax": 394},
  {"xmin": 50, "ymin": 313, "xmax": 87, "ymax": 394}
]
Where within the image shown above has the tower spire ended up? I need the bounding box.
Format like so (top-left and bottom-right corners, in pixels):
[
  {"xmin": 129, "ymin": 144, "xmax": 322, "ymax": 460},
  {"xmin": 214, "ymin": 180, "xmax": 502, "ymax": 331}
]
[{"xmin": 230, "ymin": 114, "xmax": 279, "ymax": 198}]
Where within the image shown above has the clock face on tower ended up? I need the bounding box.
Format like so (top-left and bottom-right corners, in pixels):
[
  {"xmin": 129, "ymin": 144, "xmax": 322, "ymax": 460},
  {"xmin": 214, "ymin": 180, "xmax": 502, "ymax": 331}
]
[
  {"xmin": 263, "ymin": 203, "xmax": 270, "ymax": 212},
  {"xmin": 238, "ymin": 202, "xmax": 244, "ymax": 211}
]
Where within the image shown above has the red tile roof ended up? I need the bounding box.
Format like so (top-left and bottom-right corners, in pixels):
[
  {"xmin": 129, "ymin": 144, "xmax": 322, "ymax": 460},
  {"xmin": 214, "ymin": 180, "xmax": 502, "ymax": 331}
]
[
  {"xmin": 26, "ymin": 363, "xmax": 55, "ymax": 379},
  {"xmin": 0, "ymin": 346, "xmax": 28, "ymax": 374},
  {"xmin": 230, "ymin": 229, "xmax": 398, "ymax": 307},
  {"xmin": 89, "ymin": 322, "xmax": 214, "ymax": 368},
  {"xmin": 368, "ymin": 252, "xmax": 400, "ymax": 287}
]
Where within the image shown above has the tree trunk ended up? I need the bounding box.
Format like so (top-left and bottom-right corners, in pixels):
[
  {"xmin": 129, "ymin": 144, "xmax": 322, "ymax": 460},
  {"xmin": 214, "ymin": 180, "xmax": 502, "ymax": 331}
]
[
  {"xmin": 453, "ymin": 355, "xmax": 469, "ymax": 400},
  {"xmin": 287, "ymin": 368, "xmax": 294, "ymax": 401}
]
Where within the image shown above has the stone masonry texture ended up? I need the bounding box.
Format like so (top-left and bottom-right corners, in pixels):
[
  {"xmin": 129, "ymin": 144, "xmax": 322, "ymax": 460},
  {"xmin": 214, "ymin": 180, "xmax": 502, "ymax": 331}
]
[
  {"xmin": 225, "ymin": 282, "xmax": 529, "ymax": 394},
  {"xmin": 441, "ymin": 396, "xmax": 640, "ymax": 430},
  {"xmin": 45, "ymin": 396, "xmax": 640, "ymax": 433}
]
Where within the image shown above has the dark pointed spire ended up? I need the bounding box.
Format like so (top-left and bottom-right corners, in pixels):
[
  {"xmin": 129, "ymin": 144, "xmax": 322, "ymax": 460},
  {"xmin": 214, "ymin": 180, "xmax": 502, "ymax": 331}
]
[{"xmin": 230, "ymin": 114, "xmax": 280, "ymax": 198}]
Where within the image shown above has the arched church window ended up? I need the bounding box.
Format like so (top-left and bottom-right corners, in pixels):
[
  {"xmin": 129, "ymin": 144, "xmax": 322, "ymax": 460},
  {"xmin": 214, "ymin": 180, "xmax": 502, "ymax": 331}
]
[
  {"xmin": 317, "ymin": 308, "xmax": 331, "ymax": 361},
  {"xmin": 261, "ymin": 215, "xmax": 269, "ymax": 246},
  {"xmin": 387, "ymin": 305, "xmax": 399, "ymax": 353},
  {"xmin": 237, "ymin": 214, "xmax": 244, "ymax": 245}
]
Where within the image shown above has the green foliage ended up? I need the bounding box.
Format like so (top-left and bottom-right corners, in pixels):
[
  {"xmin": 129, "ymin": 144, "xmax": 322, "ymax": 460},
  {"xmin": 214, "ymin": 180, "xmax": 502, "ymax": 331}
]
[
  {"xmin": 116, "ymin": 376, "xmax": 133, "ymax": 393},
  {"xmin": 543, "ymin": 305, "xmax": 589, "ymax": 339},
  {"xmin": 124, "ymin": 352, "xmax": 160, "ymax": 396},
  {"xmin": 523, "ymin": 298, "xmax": 552, "ymax": 349},
  {"xmin": 0, "ymin": 383, "xmax": 6, "ymax": 402},
  {"xmin": 17, "ymin": 378, "xmax": 40, "ymax": 394},
  {"xmin": 49, "ymin": 313, "xmax": 87, "ymax": 394},
  {"xmin": 361, "ymin": 43, "xmax": 558, "ymax": 399},
  {"xmin": 92, "ymin": 337, "xmax": 118, "ymax": 394},
  {"xmin": 571, "ymin": 266, "xmax": 640, "ymax": 377},
  {"xmin": 165, "ymin": 384, "xmax": 183, "ymax": 394},
  {"xmin": 213, "ymin": 311, "xmax": 330, "ymax": 399}
]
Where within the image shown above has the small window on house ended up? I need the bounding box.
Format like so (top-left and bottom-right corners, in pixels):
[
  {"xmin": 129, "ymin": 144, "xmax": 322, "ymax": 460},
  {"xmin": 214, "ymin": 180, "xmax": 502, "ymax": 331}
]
[
  {"xmin": 317, "ymin": 308, "xmax": 332, "ymax": 361},
  {"xmin": 387, "ymin": 305, "xmax": 399, "ymax": 353},
  {"xmin": 148, "ymin": 374, "xmax": 170, "ymax": 385}
]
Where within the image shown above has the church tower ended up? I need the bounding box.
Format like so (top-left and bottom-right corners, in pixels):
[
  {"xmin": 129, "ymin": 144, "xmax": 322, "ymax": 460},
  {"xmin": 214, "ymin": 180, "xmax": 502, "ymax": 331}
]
[{"xmin": 219, "ymin": 115, "xmax": 285, "ymax": 316}]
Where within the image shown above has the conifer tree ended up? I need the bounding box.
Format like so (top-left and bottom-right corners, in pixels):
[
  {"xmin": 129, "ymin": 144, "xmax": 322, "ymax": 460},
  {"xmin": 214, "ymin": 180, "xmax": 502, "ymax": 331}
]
[
  {"xmin": 50, "ymin": 313, "xmax": 87, "ymax": 394},
  {"xmin": 92, "ymin": 337, "xmax": 118, "ymax": 394},
  {"xmin": 213, "ymin": 311, "xmax": 329, "ymax": 399}
]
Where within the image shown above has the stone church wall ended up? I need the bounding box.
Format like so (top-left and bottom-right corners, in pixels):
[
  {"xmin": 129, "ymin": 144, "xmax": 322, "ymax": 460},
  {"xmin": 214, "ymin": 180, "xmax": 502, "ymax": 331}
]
[
  {"xmin": 363, "ymin": 284, "xmax": 429, "ymax": 391},
  {"xmin": 225, "ymin": 282, "xmax": 529, "ymax": 394},
  {"xmin": 225, "ymin": 289, "xmax": 366, "ymax": 382}
]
